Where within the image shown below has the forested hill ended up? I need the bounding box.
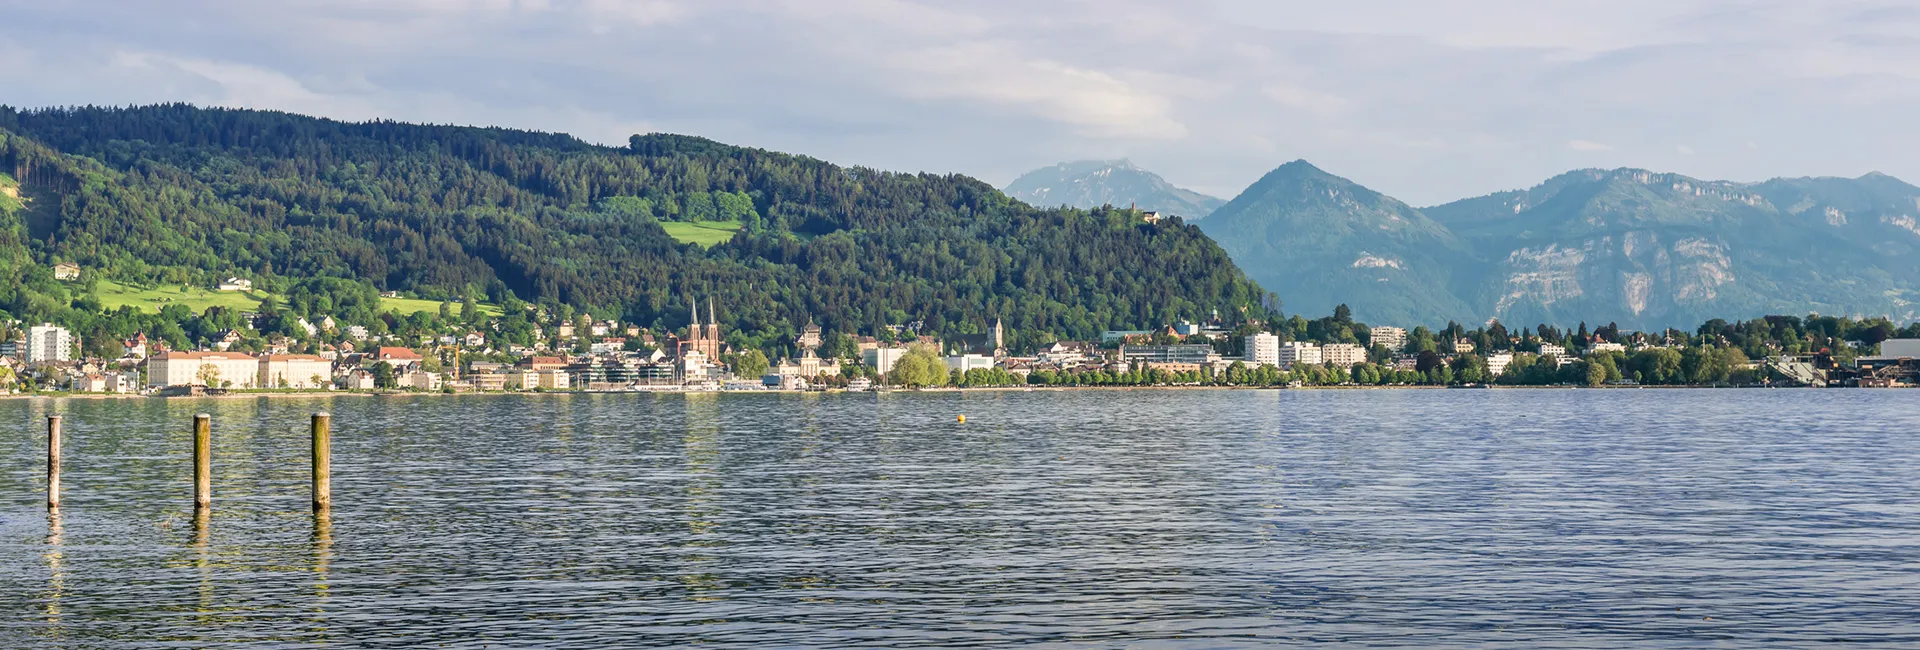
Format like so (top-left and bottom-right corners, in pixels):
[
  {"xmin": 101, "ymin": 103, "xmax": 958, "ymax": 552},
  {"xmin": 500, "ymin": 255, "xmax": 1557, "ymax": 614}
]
[{"xmin": 0, "ymin": 104, "xmax": 1271, "ymax": 346}]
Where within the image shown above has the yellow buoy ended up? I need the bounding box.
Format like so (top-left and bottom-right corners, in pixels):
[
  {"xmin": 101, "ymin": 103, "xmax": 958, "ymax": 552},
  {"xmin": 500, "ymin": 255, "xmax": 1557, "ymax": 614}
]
[{"xmin": 957, "ymin": 415, "xmax": 966, "ymax": 423}]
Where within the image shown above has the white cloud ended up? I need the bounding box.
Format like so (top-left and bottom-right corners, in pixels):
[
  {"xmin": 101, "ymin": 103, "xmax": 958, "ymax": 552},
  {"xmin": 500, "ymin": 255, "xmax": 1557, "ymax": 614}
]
[{"xmin": 3, "ymin": 0, "xmax": 1920, "ymax": 204}]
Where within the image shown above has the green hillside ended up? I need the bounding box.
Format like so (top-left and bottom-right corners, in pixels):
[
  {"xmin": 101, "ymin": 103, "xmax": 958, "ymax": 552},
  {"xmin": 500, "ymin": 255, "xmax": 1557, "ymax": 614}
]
[
  {"xmin": 1198, "ymin": 161, "xmax": 1476, "ymax": 325},
  {"xmin": 0, "ymin": 104, "xmax": 1271, "ymax": 348}
]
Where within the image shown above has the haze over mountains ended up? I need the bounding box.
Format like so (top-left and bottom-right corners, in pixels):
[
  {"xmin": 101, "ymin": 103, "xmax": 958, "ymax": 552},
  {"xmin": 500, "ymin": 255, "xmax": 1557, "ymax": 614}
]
[
  {"xmin": 1195, "ymin": 161, "xmax": 1920, "ymax": 330},
  {"xmin": 1003, "ymin": 160, "xmax": 1224, "ymax": 219}
]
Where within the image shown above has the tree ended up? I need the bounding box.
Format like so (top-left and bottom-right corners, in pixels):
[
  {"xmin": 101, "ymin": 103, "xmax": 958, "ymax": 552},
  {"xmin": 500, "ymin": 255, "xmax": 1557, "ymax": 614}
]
[
  {"xmin": 730, "ymin": 349, "xmax": 770, "ymax": 379},
  {"xmin": 197, "ymin": 363, "xmax": 220, "ymax": 388},
  {"xmin": 890, "ymin": 349, "xmax": 948, "ymax": 387},
  {"xmin": 371, "ymin": 361, "xmax": 397, "ymax": 389}
]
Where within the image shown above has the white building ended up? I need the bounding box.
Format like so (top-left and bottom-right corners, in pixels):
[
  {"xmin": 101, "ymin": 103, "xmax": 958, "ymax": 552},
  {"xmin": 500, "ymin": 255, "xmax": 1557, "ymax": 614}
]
[
  {"xmin": 26, "ymin": 323, "xmax": 73, "ymax": 364},
  {"xmin": 945, "ymin": 354, "xmax": 995, "ymax": 373},
  {"xmin": 217, "ymin": 277, "xmax": 253, "ymax": 292},
  {"xmin": 1452, "ymin": 339, "xmax": 1476, "ymax": 354},
  {"xmin": 147, "ymin": 351, "xmax": 259, "ymax": 388},
  {"xmin": 1277, "ymin": 342, "xmax": 1322, "ymax": 369},
  {"xmin": 1322, "ymin": 343, "xmax": 1368, "ymax": 367},
  {"xmin": 863, "ymin": 347, "xmax": 909, "ymax": 376},
  {"xmin": 1244, "ymin": 332, "xmax": 1280, "ymax": 367},
  {"xmin": 1590, "ymin": 342, "xmax": 1626, "ymax": 353},
  {"xmin": 1538, "ymin": 344, "xmax": 1568, "ymax": 359},
  {"xmin": 1370, "ymin": 326, "xmax": 1407, "ymax": 352},
  {"xmin": 1487, "ymin": 353, "xmax": 1514, "ymax": 379},
  {"xmin": 259, "ymin": 354, "xmax": 334, "ymax": 389}
]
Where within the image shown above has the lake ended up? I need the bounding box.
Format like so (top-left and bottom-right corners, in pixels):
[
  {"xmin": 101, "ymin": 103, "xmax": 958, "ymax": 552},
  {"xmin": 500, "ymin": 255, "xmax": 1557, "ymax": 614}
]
[{"xmin": 2, "ymin": 389, "xmax": 1918, "ymax": 648}]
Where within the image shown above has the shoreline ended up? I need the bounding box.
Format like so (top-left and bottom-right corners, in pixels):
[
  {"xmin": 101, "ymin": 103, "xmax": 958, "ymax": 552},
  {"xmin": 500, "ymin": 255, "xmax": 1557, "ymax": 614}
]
[{"xmin": 0, "ymin": 382, "xmax": 1881, "ymax": 401}]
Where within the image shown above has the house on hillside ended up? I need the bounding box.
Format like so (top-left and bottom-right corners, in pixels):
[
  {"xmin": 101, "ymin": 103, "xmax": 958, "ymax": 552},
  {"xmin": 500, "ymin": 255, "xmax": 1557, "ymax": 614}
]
[
  {"xmin": 217, "ymin": 277, "xmax": 253, "ymax": 292},
  {"xmin": 53, "ymin": 262, "xmax": 80, "ymax": 281}
]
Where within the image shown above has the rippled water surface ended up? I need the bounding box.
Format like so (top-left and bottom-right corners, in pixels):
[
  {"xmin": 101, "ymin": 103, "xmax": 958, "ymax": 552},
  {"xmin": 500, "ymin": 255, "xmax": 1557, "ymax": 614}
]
[{"xmin": 2, "ymin": 389, "xmax": 1919, "ymax": 647}]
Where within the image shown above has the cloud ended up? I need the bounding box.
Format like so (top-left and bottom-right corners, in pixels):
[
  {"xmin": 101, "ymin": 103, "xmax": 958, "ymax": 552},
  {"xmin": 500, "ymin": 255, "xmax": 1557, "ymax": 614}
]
[{"xmin": 3, "ymin": 0, "xmax": 1920, "ymax": 204}]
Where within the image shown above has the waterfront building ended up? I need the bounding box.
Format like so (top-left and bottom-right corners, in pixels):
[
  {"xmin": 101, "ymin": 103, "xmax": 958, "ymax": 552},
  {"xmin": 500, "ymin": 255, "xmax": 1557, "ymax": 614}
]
[
  {"xmin": 405, "ymin": 370, "xmax": 443, "ymax": 391},
  {"xmin": 1038, "ymin": 341, "xmax": 1097, "ymax": 366},
  {"xmin": 1119, "ymin": 344, "xmax": 1215, "ymax": 365},
  {"xmin": 1277, "ymin": 342, "xmax": 1322, "ymax": 369},
  {"xmin": 1370, "ymin": 326, "xmax": 1407, "ymax": 352},
  {"xmin": 1245, "ymin": 333, "xmax": 1280, "ymax": 367},
  {"xmin": 1322, "ymin": 343, "xmax": 1367, "ymax": 368},
  {"xmin": 863, "ymin": 346, "xmax": 908, "ymax": 376},
  {"xmin": 74, "ymin": 374, "xmax": 108, "ymax": 392},
  {"xmin": 1487, "ymin": 353, "xmax": 1514, "ymax": 379},
  {"xmin": 946, "ymin": 354, "xmax": 995, "ymax": 373},
  {"xmin": 539, "ymin": 369, "xmax": 571, "ymax": 390},
  {"xmin": 471, "ymin": 372, "xmax": 508, "ymax": 392},
  {"xmin": 147, "ymin": 351, "xmax": 259, "ymax": 388},
  {"xmin": 26, "ymin": 323, "xmax": 73, "ymax": 364},
  {"xmin": 104, "ymin": 371, "xmax": 138, "ymax": 394},
  {"xmin": 259, "ymin": 354, "xmax": 333, "ymax": 389},
  {"xmin": 503, "ymin": 369, "xmax": 540, "ymax": 390}
]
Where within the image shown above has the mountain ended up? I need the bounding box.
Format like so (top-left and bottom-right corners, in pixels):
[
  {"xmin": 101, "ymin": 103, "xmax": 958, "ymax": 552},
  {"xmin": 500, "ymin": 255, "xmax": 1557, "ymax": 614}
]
[
  {"xmin": 1003, "ymin": 159, "xmax": 1224, "ymax": 219},
  {"xmin": 1197, "ymin": 161, "xmax": 1477, "ymax": 325},
  {"xmin": 1206, "ymin": 163, "xmax": 1920, "ymax": 329},
  {"xmin": 0, "ymin": 104, "xmax": 1272, "ymax": 347}
]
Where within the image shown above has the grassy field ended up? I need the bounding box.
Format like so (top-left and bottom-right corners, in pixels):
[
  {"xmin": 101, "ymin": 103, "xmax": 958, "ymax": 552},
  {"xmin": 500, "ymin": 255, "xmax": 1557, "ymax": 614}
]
[
  {"xmin": 0, "ymin": 173, "xmax": 21, "ymax": 212},
  {"xmin": 96, "ymin": 279, "xmax": 502, "ymax": 316},
  {"xmin": 97, "ymin": 279, "xmax": 267, "ymax": 313},
  {"xmin": 379, "ymin": 295, "xmax": 504, "ymax": 317},
  {"xmin": 660, "ymin": 220, "xmax": 742, "ymax": 248}
]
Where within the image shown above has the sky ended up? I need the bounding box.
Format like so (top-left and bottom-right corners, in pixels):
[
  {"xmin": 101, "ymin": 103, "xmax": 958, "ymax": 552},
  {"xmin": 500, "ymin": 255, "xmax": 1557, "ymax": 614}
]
[{"xmin": 4, "ymin": 0, "xmax": 1920, "ymax": 205}]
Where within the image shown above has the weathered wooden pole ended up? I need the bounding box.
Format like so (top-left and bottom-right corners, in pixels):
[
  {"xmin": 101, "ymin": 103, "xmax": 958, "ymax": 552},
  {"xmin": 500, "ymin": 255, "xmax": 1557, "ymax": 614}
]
[
  {"xmin": 193, "ymin": 413, "xmax": 211, "ymax": 511},
  {"xmin": 311, "ymin": 412, "xmax": 331, "ymax": 513},
  {"xmin": 46, "ymin": 415, "xmax": 61, "ymax": 513}
]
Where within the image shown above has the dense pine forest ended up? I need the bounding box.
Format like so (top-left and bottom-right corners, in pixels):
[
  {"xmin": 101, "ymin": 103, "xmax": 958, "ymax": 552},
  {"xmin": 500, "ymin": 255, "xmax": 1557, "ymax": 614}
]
[{"xmin": 0, "ymin": 104, "xmax": 1273, "ymax": 348}]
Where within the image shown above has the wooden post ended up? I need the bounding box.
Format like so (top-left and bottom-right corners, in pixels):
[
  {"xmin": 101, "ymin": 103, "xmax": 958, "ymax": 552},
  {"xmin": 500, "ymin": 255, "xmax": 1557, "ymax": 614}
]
[
  {"xmin": 47, "ymin": 415, "xmax": 61, "ymax": 513},
  {"xmin": 193, "ymin": 413, "xmax": 211, "ymax": 511},
  {"xmin": 311, "ymin": 412, "xmax": 331, "ymax": 513}
]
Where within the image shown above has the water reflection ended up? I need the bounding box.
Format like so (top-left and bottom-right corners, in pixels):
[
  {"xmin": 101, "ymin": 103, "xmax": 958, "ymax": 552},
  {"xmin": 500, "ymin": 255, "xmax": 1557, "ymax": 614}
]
[
  {"xmin": 0, "ymin": 390, "xmax": 1916, "ymax": 647},
  {"xmin": 41, "ymin": 512, "xmax": 64, "ymax": 644}
]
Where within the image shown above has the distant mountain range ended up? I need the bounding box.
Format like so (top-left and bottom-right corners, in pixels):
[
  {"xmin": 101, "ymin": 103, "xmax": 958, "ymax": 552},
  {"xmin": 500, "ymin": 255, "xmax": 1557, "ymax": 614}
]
[
  {"xmin": 1199, "ymin": 162, "xmax": 1920, "ymax": 329},
  {"xmin": 1003, "ymin": 159, "xmax": 1224, "ymax": 219}
]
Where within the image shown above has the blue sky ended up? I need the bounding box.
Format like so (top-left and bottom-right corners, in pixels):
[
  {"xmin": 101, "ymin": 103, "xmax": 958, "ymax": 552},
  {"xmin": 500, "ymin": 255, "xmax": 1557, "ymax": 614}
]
[{"xmin": 3, "ymin": 0, "xmax": 1919, "ymax": 204}]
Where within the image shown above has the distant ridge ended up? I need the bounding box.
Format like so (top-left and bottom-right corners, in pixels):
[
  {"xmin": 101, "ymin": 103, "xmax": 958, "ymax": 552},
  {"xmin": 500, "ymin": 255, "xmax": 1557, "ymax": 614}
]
[
  {"xmin": 1201, "ymin": 161, "xmax": 1920, "ymax": 328},
  {"xmin": 1003, "ymin": 159, "xmax": 1224, "ymax": 219}
]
